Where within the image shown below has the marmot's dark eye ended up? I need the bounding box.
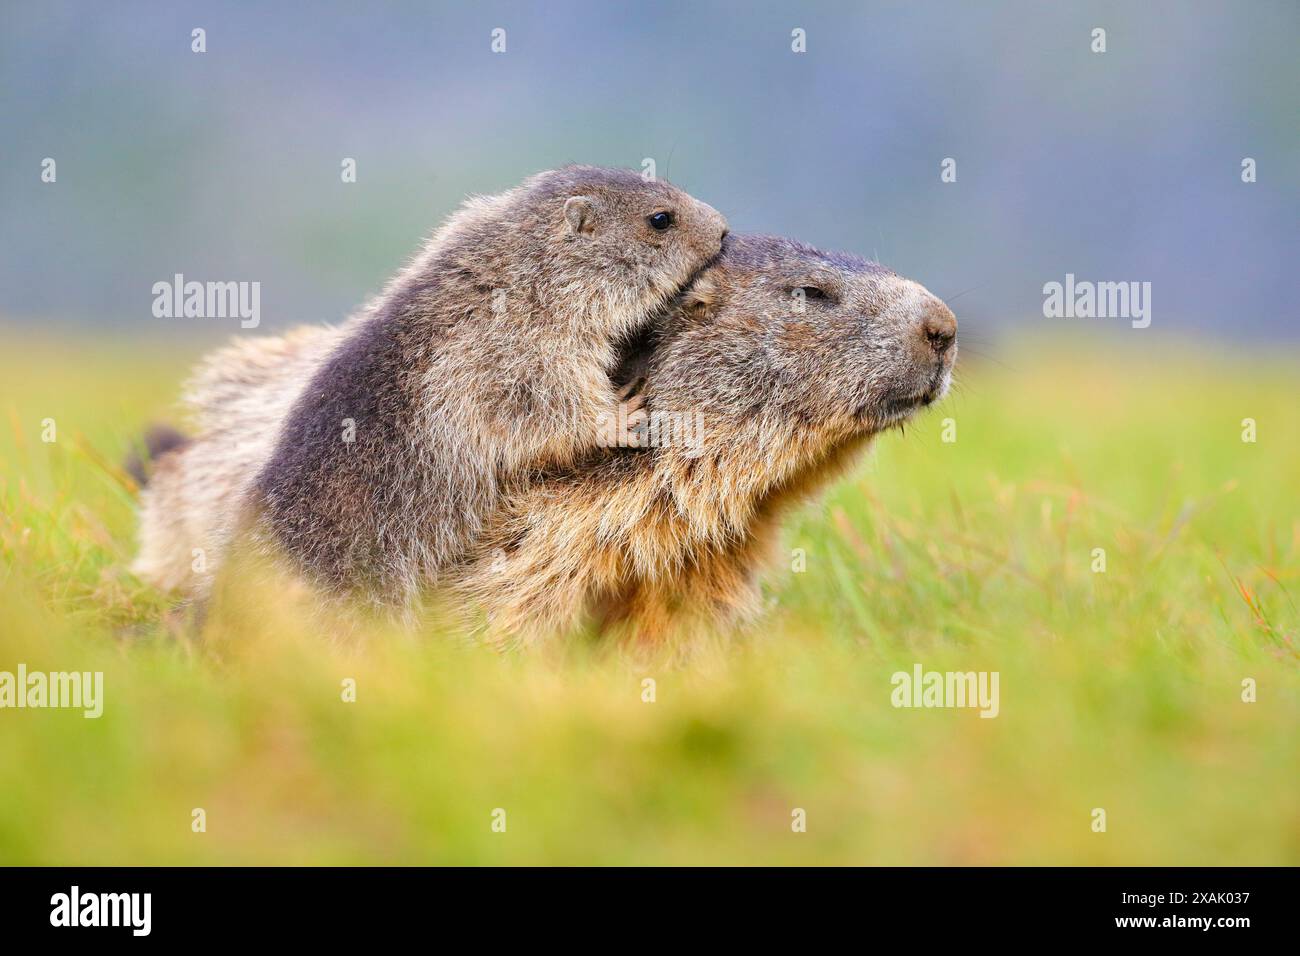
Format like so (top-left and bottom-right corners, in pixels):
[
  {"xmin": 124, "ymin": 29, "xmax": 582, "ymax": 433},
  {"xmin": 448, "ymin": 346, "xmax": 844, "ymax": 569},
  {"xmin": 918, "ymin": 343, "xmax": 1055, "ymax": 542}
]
[
  {"xmin": 798, "ymin": 286, "xmax": 828, "ymax": 300},
  {"xmin": 647, "ymin": 211, "xmax": 675, "ymax": 231}
]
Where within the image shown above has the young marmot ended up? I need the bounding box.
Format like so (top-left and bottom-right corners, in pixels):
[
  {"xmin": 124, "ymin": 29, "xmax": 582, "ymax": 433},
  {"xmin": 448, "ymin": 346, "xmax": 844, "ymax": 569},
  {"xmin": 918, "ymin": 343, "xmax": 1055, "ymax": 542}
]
[
  {"xmin": 132, "ymin": 166, "xmax": 727, "ymax": 604},
  {"xmin": 450, "ymin": 233, "xmax": 958, "ymax": 642}
]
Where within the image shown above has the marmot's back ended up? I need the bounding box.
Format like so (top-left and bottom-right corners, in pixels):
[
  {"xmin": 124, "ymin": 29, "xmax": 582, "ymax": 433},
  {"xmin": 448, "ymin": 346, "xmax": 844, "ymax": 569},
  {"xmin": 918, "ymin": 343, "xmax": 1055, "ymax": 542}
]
[{"xmin": 131, "ymin": 324, "xmax": 345, "ymax": 595}]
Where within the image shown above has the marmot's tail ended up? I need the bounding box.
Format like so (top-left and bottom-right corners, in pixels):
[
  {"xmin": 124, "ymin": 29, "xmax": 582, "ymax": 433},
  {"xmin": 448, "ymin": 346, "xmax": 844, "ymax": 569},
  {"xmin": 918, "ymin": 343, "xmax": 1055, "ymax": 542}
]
[{"xmin": 124, "ymin": 424, "xmax": 191, "ymax": 487}]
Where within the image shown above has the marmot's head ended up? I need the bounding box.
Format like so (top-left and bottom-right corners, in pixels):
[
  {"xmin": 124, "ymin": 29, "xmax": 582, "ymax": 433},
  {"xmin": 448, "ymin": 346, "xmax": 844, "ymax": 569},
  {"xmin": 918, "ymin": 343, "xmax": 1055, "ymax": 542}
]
[
  {"xmin": 518, "ymin": 166, "xmax": 728, "ymax": 322},
  {"xmin": 643, "ymin": 233, "xmax": 956, "ymax": 445}
]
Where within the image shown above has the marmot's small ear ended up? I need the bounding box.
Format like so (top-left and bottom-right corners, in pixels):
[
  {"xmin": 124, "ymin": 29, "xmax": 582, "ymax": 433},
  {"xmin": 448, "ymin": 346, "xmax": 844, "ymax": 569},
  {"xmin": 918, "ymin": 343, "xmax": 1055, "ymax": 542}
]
[{"xmin": 564, "ymin": 196, "xmax": 597, "ymax": 235}]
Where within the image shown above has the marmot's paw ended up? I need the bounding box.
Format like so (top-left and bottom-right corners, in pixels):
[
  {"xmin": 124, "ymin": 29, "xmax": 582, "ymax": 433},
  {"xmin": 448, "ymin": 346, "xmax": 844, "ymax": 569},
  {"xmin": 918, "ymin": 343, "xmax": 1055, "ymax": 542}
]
[
  {"xmin": 599, "ymin": 378, "xmax": 649, "ymax": 448},
  {"xmin": 613, "ymin": 377, "xmax": 644, "ymax": 444},
  {"xmin": 619, "ymin": 400, "xmax": 649, "ymax": 447},
  {"xmin": 617, "ymin": 376, "xmax": 646, "ymax": 404}
]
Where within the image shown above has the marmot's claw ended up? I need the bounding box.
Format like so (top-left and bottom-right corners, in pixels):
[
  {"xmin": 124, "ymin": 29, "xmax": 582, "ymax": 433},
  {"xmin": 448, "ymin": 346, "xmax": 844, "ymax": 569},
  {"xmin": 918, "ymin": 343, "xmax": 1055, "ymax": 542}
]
[
  {"xmin": 620, "ymin": 405, "xmax": 650, "ymax": 446},
  {"xmin": 617, "ymin": 376, "xmax": 647, "ymax": 404}
]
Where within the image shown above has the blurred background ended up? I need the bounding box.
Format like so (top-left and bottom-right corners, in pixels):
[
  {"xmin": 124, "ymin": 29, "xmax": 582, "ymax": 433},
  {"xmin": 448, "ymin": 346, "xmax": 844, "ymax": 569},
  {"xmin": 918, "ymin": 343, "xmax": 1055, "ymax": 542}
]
[{"xmin": 2, "ymin": 0, "xmax": 1296, "ymax": 345}]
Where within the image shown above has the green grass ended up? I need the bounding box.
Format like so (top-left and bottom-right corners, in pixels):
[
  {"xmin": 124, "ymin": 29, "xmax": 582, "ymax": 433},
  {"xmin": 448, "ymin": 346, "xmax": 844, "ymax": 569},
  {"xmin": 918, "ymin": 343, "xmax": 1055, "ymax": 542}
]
[{"xmin": 1, "ymin": 331, "xmax": 1297, "ymax": 865}]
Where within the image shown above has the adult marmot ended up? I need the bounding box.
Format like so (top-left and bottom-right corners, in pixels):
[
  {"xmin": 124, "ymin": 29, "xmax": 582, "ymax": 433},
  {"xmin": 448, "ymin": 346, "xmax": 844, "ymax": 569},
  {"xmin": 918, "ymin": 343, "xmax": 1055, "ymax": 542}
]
[
  {"xmin": 132, "ymin": 167, "xmax": 727, "ymax": 604},
  {"xmin": 450, "ymin": 233, "xmax": 957, "ymax": 643}
]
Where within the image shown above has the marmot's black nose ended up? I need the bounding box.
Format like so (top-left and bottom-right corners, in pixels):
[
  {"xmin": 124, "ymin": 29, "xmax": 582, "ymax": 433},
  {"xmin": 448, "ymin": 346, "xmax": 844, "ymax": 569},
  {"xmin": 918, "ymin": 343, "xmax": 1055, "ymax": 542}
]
[{"xmin": 922, "ymin": 302, "xmax": 957, "ymax": 357}]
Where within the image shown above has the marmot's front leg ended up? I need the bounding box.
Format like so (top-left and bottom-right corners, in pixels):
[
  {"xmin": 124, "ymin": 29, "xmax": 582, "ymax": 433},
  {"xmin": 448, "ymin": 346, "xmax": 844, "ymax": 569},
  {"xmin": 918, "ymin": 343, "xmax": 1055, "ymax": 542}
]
[{"xmin": 488, "ymin": 361, "xmax": 645, "ymax": 470}]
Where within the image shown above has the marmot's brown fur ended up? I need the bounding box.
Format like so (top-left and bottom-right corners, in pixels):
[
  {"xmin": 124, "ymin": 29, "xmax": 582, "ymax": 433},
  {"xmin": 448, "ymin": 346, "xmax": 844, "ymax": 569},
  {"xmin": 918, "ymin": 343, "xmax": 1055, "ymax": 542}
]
[
  {"xmin": 132, "ymin": 167, "xmax": 727, "ymax": 604},
  {"xmin": 448, "ymin": 234, "xmax": 957, "ymax": 643}
]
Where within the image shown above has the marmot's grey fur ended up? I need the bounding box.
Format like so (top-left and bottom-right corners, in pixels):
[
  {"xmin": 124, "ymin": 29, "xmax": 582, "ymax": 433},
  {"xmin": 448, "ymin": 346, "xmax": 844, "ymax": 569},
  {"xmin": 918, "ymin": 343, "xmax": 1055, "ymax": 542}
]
[
  {"xmin": 449, "ymin": 234, "xmax": 958, "ymax": 643},
  {"xmin": 132, "ymin": 324, "xmax": 349, "ymax": 595},
  {"xmin": 132, "ymin": 167, "xmax": 727, "ymax": 604}
]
